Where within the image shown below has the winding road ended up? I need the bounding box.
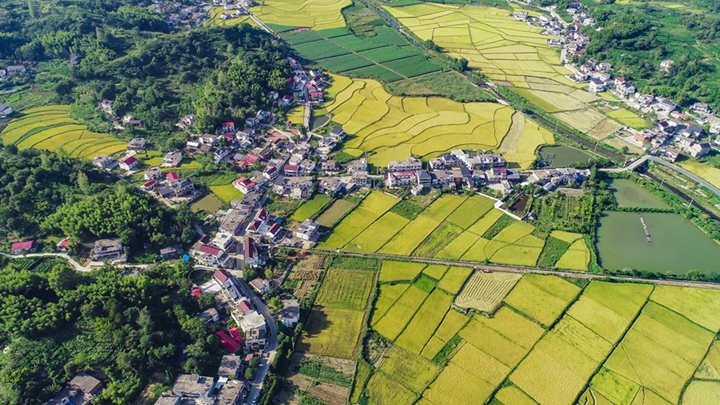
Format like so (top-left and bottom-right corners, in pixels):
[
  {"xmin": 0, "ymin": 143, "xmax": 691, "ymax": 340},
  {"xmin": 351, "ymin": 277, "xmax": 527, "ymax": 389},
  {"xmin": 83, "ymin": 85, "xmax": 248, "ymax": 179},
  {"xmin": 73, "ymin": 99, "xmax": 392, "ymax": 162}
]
[{"xmin": 0, "ymin": 252, "xmax": 151, "ymax": 272}]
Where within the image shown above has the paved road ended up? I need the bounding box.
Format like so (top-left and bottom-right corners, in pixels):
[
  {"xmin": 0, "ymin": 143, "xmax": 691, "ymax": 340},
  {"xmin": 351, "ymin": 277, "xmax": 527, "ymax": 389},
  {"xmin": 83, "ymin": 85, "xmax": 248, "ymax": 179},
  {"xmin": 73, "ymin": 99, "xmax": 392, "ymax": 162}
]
[
  {"xmin": 235, "ymin": 277, "xmax": 279, "ymax": 404},
  {"xmin": 0, "ymin": 251, "xmax": 152, "ymax": 272},
  {"xmin": 603, "ymin": 155, "xmax": 720, "ymax": 198},
  {"xmin": 308, "ymin": 249, "xmax": 720, "ymax": 289}
]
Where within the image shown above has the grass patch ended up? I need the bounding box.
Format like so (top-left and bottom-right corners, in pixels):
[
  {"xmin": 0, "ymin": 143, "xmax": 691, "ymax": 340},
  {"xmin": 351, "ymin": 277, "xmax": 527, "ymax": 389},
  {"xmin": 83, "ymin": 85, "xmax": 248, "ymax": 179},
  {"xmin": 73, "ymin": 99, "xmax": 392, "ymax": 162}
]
[
  {"xmin": 482, "ymin": 214, "xmax": 515, "ymax": 240},
  {"xmin": 329, "ymin": 256, "xmax": 379, "ymax": 271},
  {"xmin": 413, "ymin": 222, "xmax": 464, "ymax": 257},
  {"xmin": 291, "ymin": 194, "xmax": 333, "ymax": 222},
  {"xmin": 413, "ymin": 275, "xmax": 437, "ymax": 293},
  {"xmin": 433, "ymin": 335, "xmax": 462, "ymax": 365},
  {"xmin": 389, "ymin": 200, "xmax": 425, "ymax": 220},
  {"xmin": 536, "ymin": 236, "xmax": 571, "ymax": 268}
]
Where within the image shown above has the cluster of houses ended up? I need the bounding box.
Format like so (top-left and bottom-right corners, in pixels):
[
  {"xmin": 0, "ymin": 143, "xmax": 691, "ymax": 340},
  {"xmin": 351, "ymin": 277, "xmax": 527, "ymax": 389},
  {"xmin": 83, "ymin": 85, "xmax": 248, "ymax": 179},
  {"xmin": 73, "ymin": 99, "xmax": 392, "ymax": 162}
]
[
  {"xmin": 0, "ymin": 64, "xmax": 28, "ymax": 82},
  {"xmin": 287, "ymin": 58, "xmax": 327, "ymax": 106},
  {"xmin": 385, "ymin": 150, "xmax": 522, "ymax": 194},
  {"xmin": 146, "ymin": 0, "xmax": 209, "ymax": 29},
  {"xmin": 525, "ymin": 167, "xmax": 590, "ymax": 192},
  {"xmin": 513, "ymin": 5, "xmax": 720, "ymax": 162}
]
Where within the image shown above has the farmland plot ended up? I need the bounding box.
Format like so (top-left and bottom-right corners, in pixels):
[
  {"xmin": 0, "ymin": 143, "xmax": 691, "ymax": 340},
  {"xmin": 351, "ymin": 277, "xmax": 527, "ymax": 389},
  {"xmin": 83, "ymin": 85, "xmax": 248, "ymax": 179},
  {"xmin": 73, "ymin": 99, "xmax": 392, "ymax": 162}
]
[
  {"xmin": 503, "ymin": 274, "xmax": 580, "ymax": 327},
  {"xmin": 314, "ymin": 269, "xmax": 374, "ymax": 310},
  {"xmin": 455, "ymin": 271, "xmax": 521, "ymax": 313},
  {"xmin": 373, "ymin": 285, "xmax": 429, "ymax": 341},
  {"xmin": 378, "ymin": 261, "xmax": 427, "ymax": 283},
  {"xmin": 395, "ymin": 289, "xmax": 453, "ymax": 353},
  {"xmin": 318, "ymin": 191, "xmax": 398, "ymax": 249}
]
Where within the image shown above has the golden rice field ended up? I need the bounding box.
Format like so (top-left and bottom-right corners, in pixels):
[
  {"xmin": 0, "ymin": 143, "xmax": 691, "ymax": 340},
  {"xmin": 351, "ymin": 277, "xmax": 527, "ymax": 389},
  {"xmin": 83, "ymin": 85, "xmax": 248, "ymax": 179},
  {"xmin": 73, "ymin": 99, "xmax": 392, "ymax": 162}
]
[
  {"xmin": 385, "ymin": 3, "xmax": 635, "ymax": 139},
  {"xmin": 250, "ymin": 0, "xmax": 350, "ymax": 30},
  {"xmin": 0, "ymin": 105, "xmax": 126, "ymax": 159},
  {"xmin": 321, "ymin": 193, "xmax": 553, "ymax": 267},
  {"xmin": 357, "ymin": 267, "xmax": 720, "ymax": 405},
  {"xmin": 325, "ymin": 74, "xmax": 554, "ymax": 168}
]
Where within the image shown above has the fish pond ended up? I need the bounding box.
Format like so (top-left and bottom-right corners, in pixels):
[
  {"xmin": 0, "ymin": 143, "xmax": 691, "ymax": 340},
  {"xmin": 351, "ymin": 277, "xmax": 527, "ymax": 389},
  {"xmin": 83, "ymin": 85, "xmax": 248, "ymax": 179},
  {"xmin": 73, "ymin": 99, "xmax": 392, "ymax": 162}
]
[
  {"xmin": 595, "ymin": 211, "xmax": 720, "ymax": 274},
  {"xmin": 538, "ymin": 145, "xmax": 592, "ymax": 168},
  {"xmin": 607, "ymin": 178, "xmax": 670, "ymax": 209}
]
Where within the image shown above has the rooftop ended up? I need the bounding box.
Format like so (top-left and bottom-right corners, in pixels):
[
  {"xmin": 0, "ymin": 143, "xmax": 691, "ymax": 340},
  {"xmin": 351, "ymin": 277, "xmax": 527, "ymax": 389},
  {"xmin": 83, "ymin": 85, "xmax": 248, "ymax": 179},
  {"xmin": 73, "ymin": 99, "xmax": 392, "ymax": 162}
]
[{"xmin": 172, "ymin": 374, "xmax": 214, "ymax": 397}]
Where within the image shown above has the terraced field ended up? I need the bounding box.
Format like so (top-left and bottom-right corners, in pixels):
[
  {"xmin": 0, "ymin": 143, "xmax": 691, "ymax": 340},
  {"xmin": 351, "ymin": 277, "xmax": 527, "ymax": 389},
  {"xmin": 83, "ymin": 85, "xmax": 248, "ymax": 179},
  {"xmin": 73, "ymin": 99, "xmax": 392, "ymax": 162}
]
[
  {"xmin": 0, "ymin": 105, "xmax": 126, "ymax": 159},
  {"xmin": 323, "ymin": 74, "xmax": 553, "ymax": 167},
  {"xmin": 385, "ymin": 3, "xmax": 641, "ymax": 140},
  {"xmin": 355, "ymin": 269, "xmax": 720, "ymax": 405}
]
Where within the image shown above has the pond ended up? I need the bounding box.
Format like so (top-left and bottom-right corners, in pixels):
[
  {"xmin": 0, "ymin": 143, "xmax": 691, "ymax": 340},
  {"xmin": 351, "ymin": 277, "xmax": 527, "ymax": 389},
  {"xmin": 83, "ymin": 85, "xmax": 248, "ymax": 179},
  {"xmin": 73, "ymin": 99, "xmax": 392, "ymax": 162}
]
[
  {"xmin": 538, "ymin": 145, "xmax": 592, "ymax": 168},
  {"xmin": 607, "ymin": 179, "xmax": 669, "ymax": 209},
  {"xmin": 312, "ymin": 115, "xmax": 330, "ymax": 130},
  {"xmin": 595, "ymin": 211, "xmax": 720, "ymax": 274},
  {"xmin": 190, "ymin": 194, "xmax": 223, "ymax": 213}
]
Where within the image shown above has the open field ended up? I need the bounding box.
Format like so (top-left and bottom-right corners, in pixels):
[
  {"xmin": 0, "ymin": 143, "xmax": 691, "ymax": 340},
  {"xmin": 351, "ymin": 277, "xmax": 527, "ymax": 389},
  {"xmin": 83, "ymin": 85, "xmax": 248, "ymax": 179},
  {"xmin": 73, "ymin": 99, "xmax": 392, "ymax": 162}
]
[
  {"xmin": 0, "ymin": 105, "xmax": 126, "ymax": 159},
  {"xmin": 378, "ymin": 261, "xmax": 427, "ymax": 283},
  {"xmin": 282, "ymin": 24, "xmax": 440, "ymax": 82},
  {"xmin": 384, "ymin": 3, "xmax": 633, "ymax": 139},
  {"xmin": 503, "ymin": 274, "xmax": 581, "ymax": 327},
  {"xmin": 454, "ymin": 271, "xmax": 521, "ymax": 313},
  {"xmin": 606, "ymin": 108, "xmax": 646, "ymax": 129},
  {"xmin": 677, "ymin": 159, "xmax": 720, "ymax": 190},
  {"xmin": 324, "ymin": 193, "xmax": 552, "ymax": 267},
  {"xmin": 315, "ymin": 199, "xmax": 356, "ymax": 227},
  {"xmin": 395, "ymin": 289, "xmax": 453, "ymax": 354},
  {"xmin": 300, "ymin": 267, "xmax": 374, "ymax": 359},
  {"xmin": 357, "ymin": 270, "xmax": 720, "ymax": 405},
  {"xmin": 292, "ymin": 194, "xmax": 333, "ymax": 222},
  {"xmin": 320, "ymin": 74, "xmax": 552, "ymax": 168},
  {"xmin": 251, "ymin": 0, "xmax": 351, "ymax": 31},
  {"xmin": 318, "ymin": 191, "xmax": 398, "ymax": 249},
  {"xmin": 209, "ymin": 185, "xmax": 244, "ymax": 203},
  {"xmin": 206, "ymin": 7, "xmax": 254, "ymax": 27},
  {"xmin": 314, "ymin": 269, "xmax": 374, "ymax": 310}
]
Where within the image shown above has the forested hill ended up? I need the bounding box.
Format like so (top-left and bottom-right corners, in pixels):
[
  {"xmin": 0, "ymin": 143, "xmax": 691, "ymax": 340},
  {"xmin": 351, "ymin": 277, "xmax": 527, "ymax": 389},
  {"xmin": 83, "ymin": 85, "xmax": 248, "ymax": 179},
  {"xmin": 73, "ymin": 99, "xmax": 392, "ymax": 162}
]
[
  {"xmin": 541, "ymin": 0, "xmax": 720, "ymax": 109},
  {"xmin": 0, "ymin": 0, "xmax": 291, "ymax": 141}
]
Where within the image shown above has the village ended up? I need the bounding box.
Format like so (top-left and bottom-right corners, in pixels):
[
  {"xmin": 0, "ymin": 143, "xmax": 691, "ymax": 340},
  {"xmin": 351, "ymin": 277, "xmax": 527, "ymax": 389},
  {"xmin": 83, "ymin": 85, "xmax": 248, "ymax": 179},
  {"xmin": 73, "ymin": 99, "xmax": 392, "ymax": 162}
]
[{"xmin": 512, "ymin": 2, "xmax": 720, "ymax": 164}]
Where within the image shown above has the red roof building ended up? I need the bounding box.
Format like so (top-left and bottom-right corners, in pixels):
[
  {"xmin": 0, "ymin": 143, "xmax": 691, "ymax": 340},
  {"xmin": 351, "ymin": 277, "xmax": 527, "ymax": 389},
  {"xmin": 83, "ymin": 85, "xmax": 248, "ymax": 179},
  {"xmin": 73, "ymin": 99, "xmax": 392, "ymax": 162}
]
[
  {"xmin": 191, "ymin": 288, "xmax": 203, "ymax": 298},
  {"xmin": 199, "ymin": 244, "xmax": 221, "ymax": 256},
  {"xmin": 221, "ymin": 122, "xmax": 235, "ymax": 134},
  {"xmin": 11, "ymin": 240, "xmax": 35, "ymax": 253},
  {"xmin": 239, "ymin": 300, "xmax": 255, "ymax": 315},
  {"xmin": 214, "ymin": 269, "xmax": 231, "ymax": 284},
  {"xmin": 143, "ymin": 179, "xmax": 157, "ymax": 189},
  {"xmin": 166, "ymin": 172, "xmax": 179, "ymax": 182},
  {"xmin": 266, "ymin": 222, "xmax": 282, "ymax": 238},
  {"xmin": 229, "ymin": 327, "xmax": 243, "ymax": 343},
  {"xmin": 254, "ymin": 209, "xmax": 268, "ymax": 222},
  {"xmin": 244, "ymin": 154, "xmax": 260, "ymax": 164},
  {"xmin": 233, "ymin": 177, "xmax": 256, "ymax": 193},
  {"xmin": 216, "ymin": 330, "xmax": 242, "ymax": 353}
]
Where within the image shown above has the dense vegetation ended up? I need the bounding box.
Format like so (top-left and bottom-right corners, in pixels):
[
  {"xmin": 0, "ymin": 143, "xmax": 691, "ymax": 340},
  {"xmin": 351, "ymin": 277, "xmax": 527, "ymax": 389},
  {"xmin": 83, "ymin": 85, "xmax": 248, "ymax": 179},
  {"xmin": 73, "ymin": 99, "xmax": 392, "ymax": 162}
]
[
  {"xmin": 0, "ymin": 0, "xmax": 291, "ymax": 146},
  {"xmin": 0, "ymin": 258, "xmax": 221, "ymax": 405},
  {"xmin": 0, "ymin": 146, "xmax": 196, "ymax": 253}
]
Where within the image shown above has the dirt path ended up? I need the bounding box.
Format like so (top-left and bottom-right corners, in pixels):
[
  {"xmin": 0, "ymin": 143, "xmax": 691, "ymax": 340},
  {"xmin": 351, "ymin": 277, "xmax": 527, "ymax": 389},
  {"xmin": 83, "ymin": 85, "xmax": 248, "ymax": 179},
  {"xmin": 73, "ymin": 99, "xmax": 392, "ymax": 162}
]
[{"xmin": 0, "ymin": 251, "xmax": 151, "ymax": 272}]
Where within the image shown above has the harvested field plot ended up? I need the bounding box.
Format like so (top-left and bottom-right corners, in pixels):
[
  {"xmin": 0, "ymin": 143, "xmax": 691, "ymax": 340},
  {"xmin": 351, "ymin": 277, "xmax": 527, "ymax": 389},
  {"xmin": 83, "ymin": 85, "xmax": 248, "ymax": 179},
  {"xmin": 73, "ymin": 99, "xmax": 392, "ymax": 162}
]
[
  {"xmin": 314, "ymin": 269, "xmax": 374, "ymax": 310},
  {"xmin": 455, "ymin": 271, "xmax": 521, "ymax": 313},
  {"xmin": 682, "ymin": 381, "xmax": 720, "ymax": 405}
]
